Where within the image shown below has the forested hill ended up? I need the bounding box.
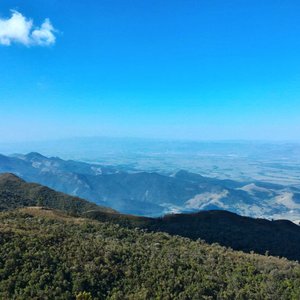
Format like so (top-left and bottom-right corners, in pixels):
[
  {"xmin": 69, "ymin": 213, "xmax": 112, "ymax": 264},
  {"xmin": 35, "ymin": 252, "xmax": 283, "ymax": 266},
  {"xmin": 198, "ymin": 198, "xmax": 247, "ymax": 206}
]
[
  {"xmin": 0, "ymin": 207, "xmax": 300, "ymax": 299},
  {"xmin": 0, "ymin": 174, "xmax": 300, "ymax": 298},
  {"xmin": 0, "ymin": 173, "xmax": 115, "ymax": 214},
  {"xmin": 85, "ymin": 209, "xmax": 300, "ymax": 261}
]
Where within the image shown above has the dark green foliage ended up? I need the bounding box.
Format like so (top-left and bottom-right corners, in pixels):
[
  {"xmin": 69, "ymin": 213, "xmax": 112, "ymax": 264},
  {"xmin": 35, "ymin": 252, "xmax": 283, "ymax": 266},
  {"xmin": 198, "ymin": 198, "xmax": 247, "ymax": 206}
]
[
  {"xmin": 0, "ymin": 173, "xmax": 115, "ymax": 215},
  {"xmin": 0, "ymin": 209, "xmax": 300, "ymax": 299},
  {"xmin": 86, "ymin": 210, "xmax": 300, "ymax": 261},
  {"xmin": 148, "ymin": 211, "xmax": 300, "ymax": 261}
]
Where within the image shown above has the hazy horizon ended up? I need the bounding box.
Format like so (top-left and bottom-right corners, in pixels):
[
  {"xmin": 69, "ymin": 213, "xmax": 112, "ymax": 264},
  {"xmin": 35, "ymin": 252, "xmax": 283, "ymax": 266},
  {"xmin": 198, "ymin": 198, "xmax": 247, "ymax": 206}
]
[
  {"xmin": 1, "ymin": 135, "xmax": 300, "ymax": 145},
  {"xmin": 1, "ymin": 137, "xmax": 300, "ymax": 187}
]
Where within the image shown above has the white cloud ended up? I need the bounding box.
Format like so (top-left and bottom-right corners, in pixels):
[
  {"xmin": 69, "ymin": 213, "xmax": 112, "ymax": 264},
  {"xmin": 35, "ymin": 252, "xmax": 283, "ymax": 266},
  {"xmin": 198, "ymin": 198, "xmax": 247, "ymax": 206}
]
[
  {"xmin": 0, "ymin": 10, "xmax": 56, "ymax": 46},
  {"xmin": 31, "ymin": 18, "xmax": 56, "ymax": 46}
]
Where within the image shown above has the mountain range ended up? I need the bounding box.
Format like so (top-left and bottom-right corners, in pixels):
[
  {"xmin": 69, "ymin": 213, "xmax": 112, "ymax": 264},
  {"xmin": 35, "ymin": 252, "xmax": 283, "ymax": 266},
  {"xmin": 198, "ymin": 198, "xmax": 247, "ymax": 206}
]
[{"xmin": 1, "ymin": 152, "xmax": 300, "ymax": 221}]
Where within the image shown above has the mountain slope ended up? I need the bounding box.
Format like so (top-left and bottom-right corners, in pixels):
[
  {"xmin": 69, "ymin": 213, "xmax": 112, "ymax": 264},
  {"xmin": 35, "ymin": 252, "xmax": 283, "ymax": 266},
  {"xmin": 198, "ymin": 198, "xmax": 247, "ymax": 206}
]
[
  {"xmin": 86, "ymin": 209, "xmax": 300, "ymax": 261},
  {"xmin": 0, "ymin": 173, "xmax": 115, "ymax": 214},
  {"xmin": 1, "ymin": 173, "xmax": 300, "ymax": 261},
  {"xmin": 0, "ymin": 207, "xmax": 299, "ymax": 299}
]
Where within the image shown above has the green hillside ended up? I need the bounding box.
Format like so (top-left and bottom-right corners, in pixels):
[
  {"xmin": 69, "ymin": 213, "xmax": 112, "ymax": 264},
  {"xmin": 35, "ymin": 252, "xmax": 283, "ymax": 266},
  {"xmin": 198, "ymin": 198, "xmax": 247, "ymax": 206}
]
[
  {"xmin": 0, "ymin": 174, "xmax": 300, "ymax": 299},
  {"xmin": 0, "ymin": 173, "xmax": 115, "ymax": 215},
  {"xmin": 0, "ymin": 207, "xmax": 300, "ymax": 300},
  {"xmin": 85, "ymin": 209, "xmax": 300, "ymax": 262}
]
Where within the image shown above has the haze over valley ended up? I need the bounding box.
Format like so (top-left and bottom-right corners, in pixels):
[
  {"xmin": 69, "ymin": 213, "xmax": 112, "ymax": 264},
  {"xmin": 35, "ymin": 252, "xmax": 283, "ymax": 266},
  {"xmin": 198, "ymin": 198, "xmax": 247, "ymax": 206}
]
[
  {"xmin": 1, "ymin": 139, "xmax": 300, "ymax": 222},
  {"xmin": 1, "ymin": 138, "xmax": 300, "ymax": 185}
]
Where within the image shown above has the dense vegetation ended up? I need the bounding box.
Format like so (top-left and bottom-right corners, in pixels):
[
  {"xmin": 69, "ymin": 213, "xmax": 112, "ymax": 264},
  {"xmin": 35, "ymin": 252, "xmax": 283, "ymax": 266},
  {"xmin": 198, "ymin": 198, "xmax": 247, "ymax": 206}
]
[
  {"xmin": 148, "ymin": 211, "xmax": 300, "ymax": 261},
  {"xmin": 0, "ymin": 207, "xmax": 300, "ymax": 299},
  {"xmin": 0, "ymin": 173, "xmax": 115, "ymax": 214},
  {"xmin": 85, "ymin": 209, "xmax": 300, "ymax": 262},
  {"xmin": 1, "ymin": 173, "xmax": 300, "ymax": 298}
]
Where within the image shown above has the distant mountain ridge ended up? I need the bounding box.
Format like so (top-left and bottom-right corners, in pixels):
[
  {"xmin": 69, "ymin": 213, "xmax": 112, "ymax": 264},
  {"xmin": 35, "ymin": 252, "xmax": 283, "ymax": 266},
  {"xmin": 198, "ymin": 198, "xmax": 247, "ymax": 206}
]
[{"xmin": 1, "ymin": 152, "xmax": 300, "ymax": 221}]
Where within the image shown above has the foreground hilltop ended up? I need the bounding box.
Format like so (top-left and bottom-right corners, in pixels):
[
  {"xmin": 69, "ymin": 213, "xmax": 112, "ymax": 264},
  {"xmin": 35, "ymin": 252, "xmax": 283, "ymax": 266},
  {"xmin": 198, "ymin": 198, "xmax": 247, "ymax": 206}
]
[{"xmin": 1, "ymin": 207, "xmax": 300, "ymax": 299}]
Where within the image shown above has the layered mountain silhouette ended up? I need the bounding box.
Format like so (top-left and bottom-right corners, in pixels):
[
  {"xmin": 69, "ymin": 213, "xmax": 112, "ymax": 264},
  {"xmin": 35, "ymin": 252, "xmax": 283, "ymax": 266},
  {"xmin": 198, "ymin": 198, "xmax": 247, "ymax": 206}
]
[
  {"xmin": 1, "ymin": 152, "xmax": 300, "ymax": 221},
  {"xmin": 1, "ymin": 173, "xmax": 300, "ymax": 261}
]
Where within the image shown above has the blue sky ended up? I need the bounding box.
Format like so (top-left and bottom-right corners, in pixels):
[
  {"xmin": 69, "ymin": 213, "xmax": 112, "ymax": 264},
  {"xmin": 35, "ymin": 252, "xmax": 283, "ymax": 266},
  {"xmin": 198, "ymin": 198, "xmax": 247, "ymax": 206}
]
[{"xmin": 0, "ymin": 0, "xmax": 300, "ymax": 142}]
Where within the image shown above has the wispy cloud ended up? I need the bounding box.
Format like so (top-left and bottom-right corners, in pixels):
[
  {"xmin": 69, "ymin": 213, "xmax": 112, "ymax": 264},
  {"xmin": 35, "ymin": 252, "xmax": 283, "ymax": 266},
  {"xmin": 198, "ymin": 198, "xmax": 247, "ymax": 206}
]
[{"xmin": 0, "ymin": 10, "xmax": 57, "ymax": 46}]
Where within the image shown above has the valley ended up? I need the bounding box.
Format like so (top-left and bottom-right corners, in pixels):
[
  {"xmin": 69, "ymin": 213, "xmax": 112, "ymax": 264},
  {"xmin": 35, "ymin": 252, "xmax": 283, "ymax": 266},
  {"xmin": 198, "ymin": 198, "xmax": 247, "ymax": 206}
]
[{"xmin": 1, "ymin": 151, "xmax": 300, "ymax": 222}]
